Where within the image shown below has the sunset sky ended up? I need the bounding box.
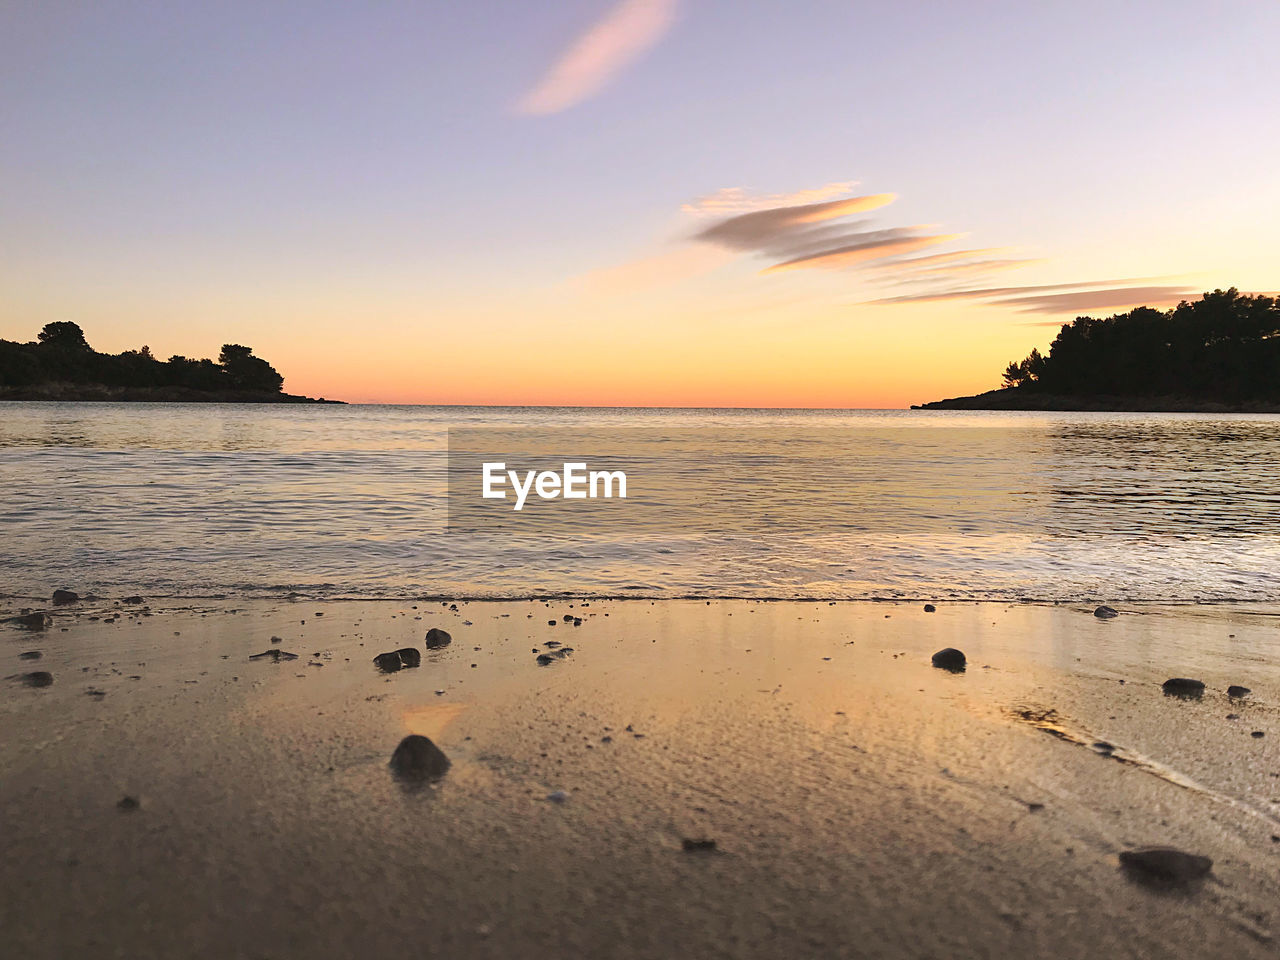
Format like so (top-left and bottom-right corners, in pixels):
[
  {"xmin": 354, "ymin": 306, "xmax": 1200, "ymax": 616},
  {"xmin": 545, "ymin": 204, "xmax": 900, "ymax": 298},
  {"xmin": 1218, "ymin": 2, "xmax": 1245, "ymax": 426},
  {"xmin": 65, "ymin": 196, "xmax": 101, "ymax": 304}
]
[{"xmin": 3, "ymin": 0, "xmax": 1278, "ymax": 406}]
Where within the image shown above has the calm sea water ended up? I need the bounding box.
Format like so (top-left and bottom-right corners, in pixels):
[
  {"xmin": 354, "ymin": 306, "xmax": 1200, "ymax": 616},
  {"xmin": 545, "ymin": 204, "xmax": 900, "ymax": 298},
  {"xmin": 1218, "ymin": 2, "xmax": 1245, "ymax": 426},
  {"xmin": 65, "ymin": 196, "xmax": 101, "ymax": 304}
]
[{"xmin": 2, "ymin": 403, "xmax": 1278, "ymax": 602}]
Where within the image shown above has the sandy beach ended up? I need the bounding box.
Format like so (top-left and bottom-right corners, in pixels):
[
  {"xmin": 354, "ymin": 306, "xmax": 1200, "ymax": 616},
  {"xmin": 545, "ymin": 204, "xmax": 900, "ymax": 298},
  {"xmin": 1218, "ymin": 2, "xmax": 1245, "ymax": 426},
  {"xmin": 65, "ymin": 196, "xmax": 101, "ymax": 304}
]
[{"xmin": 3, "ymin": 597, "xmax": 1277, "ymax": 958}]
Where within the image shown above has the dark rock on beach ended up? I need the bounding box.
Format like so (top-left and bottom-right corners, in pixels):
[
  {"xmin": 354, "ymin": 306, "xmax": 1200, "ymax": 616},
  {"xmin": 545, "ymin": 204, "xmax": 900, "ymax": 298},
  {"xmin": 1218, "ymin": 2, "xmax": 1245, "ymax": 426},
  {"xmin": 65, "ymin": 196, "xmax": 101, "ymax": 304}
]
[
  {"xmin": 121, "ymin": 596, "xmax": 144, "ymax": 605},
  {"xmin": 931, "ymin": 648, "xmax": 966, "ymax": 672},
  {"xmin": 389, "ymin": 734, "xmax": 450, "ymax": 782},
  {"xmin": 117, "ymin": 796, "xmax": 140, "ymax": 812},
  {"xmin": 1226, "ymin": 685, "xmax": 1251, "ymax": 698},
  {"xmin": 424, "ymin": 628, "xmax": 452, "ymax": 649},
  {"xmin": 374, "ymin": 648, "xmax": 421, "ymax": 672},
  {"xmin": 249, "ymin": 649, "xmax": 298, "ymax": 662},
  {"xmin": 1162, "ymin": 678, "xmax": 1205, "ymax": 697},
  {"xmin": 681, "ymin": 838, "xmax": 717, "ymax": 852},
  {"xmin": 1093, "ymin": 605, "xmax": 1118, "ymax": 619},
  {"xmin": 536, "ymin": 647, "xmax": 574, "ymax": 666},
  {"xmin": 52, "ymin": 589, "xmax": 79, "ymax": 605},
  {"xmin": 1119, "ymin": 848, "xmax": 1212, "ymax": 884},
  {"xmin": 18, "ymin": 671, "xmax": 54, "ymax": 688},
  {"xmin": 8, "ymin": 612, "xmax": 51, "ymax": 630},
  {"xmin": 923, "ymin": 604, "xmax": 936, "ymax": 613},
  {"xmin": 18, "ymin": 651, "xmax": 42, "ymax": 660}
]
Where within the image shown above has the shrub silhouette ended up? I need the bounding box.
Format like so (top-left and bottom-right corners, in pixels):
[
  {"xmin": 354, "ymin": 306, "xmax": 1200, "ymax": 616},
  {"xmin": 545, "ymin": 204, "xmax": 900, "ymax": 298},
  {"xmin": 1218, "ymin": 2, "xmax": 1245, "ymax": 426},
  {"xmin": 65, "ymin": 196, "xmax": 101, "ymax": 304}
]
[
  {"xmin": 999, "ymin": 289, "xmax": 1280, "ymax": 401},
  {"xmin": 0, "ymin": 323, "xmax": 286, "ymax": 395}
]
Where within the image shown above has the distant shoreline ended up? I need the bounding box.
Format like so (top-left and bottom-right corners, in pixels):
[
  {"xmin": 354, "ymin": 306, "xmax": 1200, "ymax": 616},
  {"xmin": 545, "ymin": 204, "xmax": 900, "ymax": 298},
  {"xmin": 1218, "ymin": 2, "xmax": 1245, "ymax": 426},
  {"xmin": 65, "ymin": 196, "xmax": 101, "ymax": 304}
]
[
  {"xmin": 0, "ymin": 384, "xmax": 344, "ymax": 404},
  {"xmin": 913, "ymin": 387, "xmax": 1280, "ymax": 414}
]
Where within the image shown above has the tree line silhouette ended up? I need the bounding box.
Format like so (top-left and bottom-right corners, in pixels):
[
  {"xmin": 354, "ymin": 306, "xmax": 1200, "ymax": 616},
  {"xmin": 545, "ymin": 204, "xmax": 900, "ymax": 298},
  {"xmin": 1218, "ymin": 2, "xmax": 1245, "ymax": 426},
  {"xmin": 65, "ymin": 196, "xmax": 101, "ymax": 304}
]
[
  {"xmin": 0, "ymin": 322, "xmax": 285, "ymax": 394},
  {"xmin": 1000, "ymin": 289, "xmax": 1280, "ymax": 401}
]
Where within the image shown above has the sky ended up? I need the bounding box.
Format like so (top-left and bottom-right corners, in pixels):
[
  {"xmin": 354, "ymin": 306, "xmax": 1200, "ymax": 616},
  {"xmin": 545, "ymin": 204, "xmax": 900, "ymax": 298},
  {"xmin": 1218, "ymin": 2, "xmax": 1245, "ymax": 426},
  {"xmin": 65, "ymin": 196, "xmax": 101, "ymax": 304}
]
[{"xmin": 2, "ymin": 0, "xmax": 1279, "ymax": 406}]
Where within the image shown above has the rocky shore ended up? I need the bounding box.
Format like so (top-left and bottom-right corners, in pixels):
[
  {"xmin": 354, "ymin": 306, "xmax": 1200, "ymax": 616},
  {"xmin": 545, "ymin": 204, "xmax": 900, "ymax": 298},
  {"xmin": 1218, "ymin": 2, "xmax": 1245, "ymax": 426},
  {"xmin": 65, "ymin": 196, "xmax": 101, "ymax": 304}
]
[
  {"xmin": 0, "ymin": 383, "xmax": 344, "ymax": 403},
  {"xmin": 912, "ymin": 387, "xmax": 1280, "ymax": 412}
]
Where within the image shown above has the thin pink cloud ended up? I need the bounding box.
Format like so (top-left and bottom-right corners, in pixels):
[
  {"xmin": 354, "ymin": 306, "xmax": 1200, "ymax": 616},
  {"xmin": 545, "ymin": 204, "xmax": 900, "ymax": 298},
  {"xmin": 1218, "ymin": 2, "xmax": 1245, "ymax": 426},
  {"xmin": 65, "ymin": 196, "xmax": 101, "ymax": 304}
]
[{"xmin": 517, "ymin": 0, "xmax": 679, "ymax": 115}]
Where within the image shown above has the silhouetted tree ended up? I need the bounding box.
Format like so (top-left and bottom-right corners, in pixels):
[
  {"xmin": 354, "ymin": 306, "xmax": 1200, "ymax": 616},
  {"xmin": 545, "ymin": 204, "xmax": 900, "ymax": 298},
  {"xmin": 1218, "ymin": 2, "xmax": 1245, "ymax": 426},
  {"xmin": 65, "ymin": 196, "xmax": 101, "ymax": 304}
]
[
  {"xmin": 37, "ymin": 321, "xmax": 91, "ymax": 351},
  {"xmin": 998, "ymin": 290, "xmax": 1280, "ymax": 401},
  {"xmin": 0, "ymin": 324, "xmax": 289, "ymax": 395},
  {"xmin": 218, "ymin": 344, "xmax": 283, "ymax": 392}
]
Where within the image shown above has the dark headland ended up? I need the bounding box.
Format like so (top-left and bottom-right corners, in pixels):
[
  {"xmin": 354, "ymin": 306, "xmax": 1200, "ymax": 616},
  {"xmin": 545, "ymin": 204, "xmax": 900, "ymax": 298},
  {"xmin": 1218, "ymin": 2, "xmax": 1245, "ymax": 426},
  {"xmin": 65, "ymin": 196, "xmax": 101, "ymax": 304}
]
[
  {"xmin": 914, "ymin": 288, "xmax": 1280, "ymax": 412},
  {"xmin": 0, "ymin": 322, "xmax": 342, "ymax": 403}
]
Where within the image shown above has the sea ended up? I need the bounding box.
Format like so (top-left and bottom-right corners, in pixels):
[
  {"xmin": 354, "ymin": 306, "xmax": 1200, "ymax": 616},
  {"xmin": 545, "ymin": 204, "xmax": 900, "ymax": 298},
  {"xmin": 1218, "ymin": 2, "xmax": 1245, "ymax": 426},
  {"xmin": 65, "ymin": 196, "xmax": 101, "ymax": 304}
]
[{"xmin": 2, "ymin": 403, "xmax": 1278, "ymax": 602}]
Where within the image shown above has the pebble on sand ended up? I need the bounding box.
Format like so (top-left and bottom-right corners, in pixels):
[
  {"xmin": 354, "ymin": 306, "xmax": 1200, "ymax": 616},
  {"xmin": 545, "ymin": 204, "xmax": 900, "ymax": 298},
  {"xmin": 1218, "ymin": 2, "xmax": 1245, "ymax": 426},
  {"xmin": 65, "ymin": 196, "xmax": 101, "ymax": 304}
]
[
  {"xmin": 1162, "ymin": 677, "xmax": 1205, "ymax": 697},
  {"xmin": 373, "ymin": 651, "xmax": 403, "ymax": 673},
  {"xmin": 18, "ymin": 651, "xmax": 42, "ymax": 660},
  {"xmin": 19, "ymin": 671, "xmax": 54, "ymax": 687},
  {"xmin": 923, "ymin": 604, "xmax": 936, "ymax": 613},
  {"xmin": 1226, "ymin": 685, "xmax": 1251, "ymax": 698},
  {"xmin": 8, "ymin": 612, "xmax": 51, "ymax": 630},
  {"xmin": 117, "ymin": 796, "xmax": 140, "ymax": 812},
  {"xmin": 1118, "ymin": 848, "xmax": 1212, "ymax": 884},
  {"xmin": 424, "ymin": 628, "xmax": 452, "ymax": 649},
  {"xmin": 1093, "ymin": 605, "xmax": 1118, "ymax": 619},
  {"xmin": 249, "ymin": 649, "xmax": 299, "ymax": 662},
  {"xmin": 52, "ymin": 589, "xmax": 79, "ymax": 605},
  {"xmin": 931, "ymin": 648, "xmax": 966, "ymax": 672},
  {"xmin": 389, "ymin": 734, "xmax": 450, "ymax": 782},
  {"xmin": 121, "ymin": 596, "xmax": 144, "ymax": 605},
  {"xmin": 681, "ymin": 838, "xmax": 717, "ymax": 852}
]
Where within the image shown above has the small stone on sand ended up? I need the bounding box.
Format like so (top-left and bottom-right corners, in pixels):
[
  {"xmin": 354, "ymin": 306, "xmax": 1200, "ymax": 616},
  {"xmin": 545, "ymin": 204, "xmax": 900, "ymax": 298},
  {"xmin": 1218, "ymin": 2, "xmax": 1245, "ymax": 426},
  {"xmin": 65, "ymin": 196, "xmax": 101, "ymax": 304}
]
[
  {"xmin": 1226, "ymin": 685, "xmax": 1250, "ymax": 698},
  {"xmin": 1162, "ymin": 678, "xmax": 1205, "ymax": 697},
  {"xmin": 923, "ymin": 604, "xmax": 936, "ymax": 613},
  {"xmin": 931, "ymin": 648, "xmax": 966, "ymax": 672},
  {"xmin": 1119, "ymin": 847, "xmax": 1212, "ymax": 884},
  {"xmin": 52, "ymin": 589, "xmax": 79, "ymax": 605},
  {"xmin": 1093, "ymin": 605, "xmax": 1118, "ymax": 619},
  {"xmin": 8, "ymin": 612, "xmax": 51, "ymax": 630},
  {"xmin": 424, "ymin": 628, "xmax": 452, "ymax": 649},
  {"xmin": 249, "ymin": 649, "xmax": 298, "ymax": 662},
  {"xmin": 389, "ymin": 734, "xmax": 450, "ymax": 782}
]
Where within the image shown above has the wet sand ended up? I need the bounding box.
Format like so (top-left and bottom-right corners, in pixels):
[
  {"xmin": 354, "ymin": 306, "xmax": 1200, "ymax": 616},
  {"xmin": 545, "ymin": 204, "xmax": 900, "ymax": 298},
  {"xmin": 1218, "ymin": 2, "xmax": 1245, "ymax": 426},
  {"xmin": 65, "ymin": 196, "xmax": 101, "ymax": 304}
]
[{"xmin": 2, "ymin": 598, "xmax": 1278, "ymax": 958}]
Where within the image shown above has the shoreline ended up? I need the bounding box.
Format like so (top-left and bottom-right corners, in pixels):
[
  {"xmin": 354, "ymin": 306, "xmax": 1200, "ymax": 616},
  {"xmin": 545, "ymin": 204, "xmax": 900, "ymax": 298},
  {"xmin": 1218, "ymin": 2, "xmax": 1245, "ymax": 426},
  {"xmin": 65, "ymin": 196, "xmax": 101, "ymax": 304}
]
[
  {"xmin": 4, "ymin": 597, "xmax": 1277, "ymax": 958},
  {"xmin": 912, "ymin": 387, "xmax": 1280, "ymax": 413},
  {"xmin": 9, "ymin": 592, "xmax": 1280, "ymax": 607}
]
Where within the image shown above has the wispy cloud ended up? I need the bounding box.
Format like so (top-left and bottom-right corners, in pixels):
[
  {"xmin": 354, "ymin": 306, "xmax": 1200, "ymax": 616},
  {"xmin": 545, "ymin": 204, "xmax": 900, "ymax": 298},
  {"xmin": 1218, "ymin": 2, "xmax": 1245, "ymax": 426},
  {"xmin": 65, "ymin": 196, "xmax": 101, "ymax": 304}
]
[
  {"xmin": 694, "ymin": 194, "xmax": 898, "ymax": 256},
  {"xmin": 765, "ymin": 232, "xmax": 962, "ymax": 272},
  {"xmin": 682, "ymin": 182, "xmax": 860, "ymax": 216},
  {"xmin": 517, "ymin": 0, "xmax": 679, "ymax": 115},
  {"xmin": 867, "ymin": 279, "xmax": 1196, "ymax": 313},
  {"xmin": 875, "ymin": 248, "xmax": 1009, "ymax": 270},
  {"xmin": 580, "ymin": 180, "xmax": 1194, "ymax": 317},
  {"xmin": 992, "ymin": 285, "xmax": 1196, "ymax": 314},
  {"xmin": 904, "ymin": 258, "xmax": 1044, "ymax": 278}
]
